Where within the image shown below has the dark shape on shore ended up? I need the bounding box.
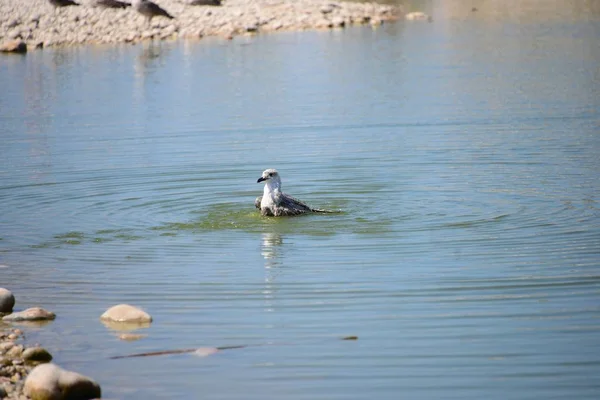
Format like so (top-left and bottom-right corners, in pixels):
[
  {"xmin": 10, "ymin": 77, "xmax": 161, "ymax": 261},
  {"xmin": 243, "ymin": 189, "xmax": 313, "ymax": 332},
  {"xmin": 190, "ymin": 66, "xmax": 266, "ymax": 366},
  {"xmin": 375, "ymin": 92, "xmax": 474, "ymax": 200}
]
[
  {"xmin": 190, "ymin": 0, "xmax": 221, "ymax": 5},
  {"xmin": 110, "ymin": 336, "xmax": 358, "ymax": 359},
  {"xmin": 95, "ymin": 0, "xmax": 131, "ymax": 9},
  {"xmin": 132, "ymin": 0, "xmax": 174, "ymax": 23},
  {"xmin": 48, "ymin": 0, "xmax": 79, "ymax": 7}
]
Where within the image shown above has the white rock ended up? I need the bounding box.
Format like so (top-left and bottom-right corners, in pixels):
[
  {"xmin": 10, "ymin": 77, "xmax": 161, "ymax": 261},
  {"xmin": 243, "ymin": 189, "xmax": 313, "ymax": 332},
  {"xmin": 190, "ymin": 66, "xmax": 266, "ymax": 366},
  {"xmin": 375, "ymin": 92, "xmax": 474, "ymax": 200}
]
[
  {"xmin": 24, "ymin": 363, "xmax": 101, "ymax": 400},
  {"xmin": 100, "ymin": 304, "xmax": 152, "ymax": 323}
]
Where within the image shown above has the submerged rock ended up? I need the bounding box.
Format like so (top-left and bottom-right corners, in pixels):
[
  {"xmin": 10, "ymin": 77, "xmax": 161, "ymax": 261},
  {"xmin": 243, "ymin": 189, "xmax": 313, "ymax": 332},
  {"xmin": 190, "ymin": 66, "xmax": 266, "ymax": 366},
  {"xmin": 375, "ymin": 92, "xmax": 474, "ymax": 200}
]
[
  {"xmin": 117, "ymin": 332, "xmax": 147, "ymax": 341},
  {"xmin": 100, "ymin": 304, "xmax": 152, "ymax": 323},
  {"xmin": 193, "ymin": 347, "xmax": 219, "ymax": 357},
  {"xmin": 24, "ymin": 363, "xmax": 101, "ymax": 400},
  {"xmin": 2, "ymin": 307, "xmax": 56, "ymax": 322},
  {"xmin": 0, "ymin": 288, "xmax": 15, "ymax": 313}
]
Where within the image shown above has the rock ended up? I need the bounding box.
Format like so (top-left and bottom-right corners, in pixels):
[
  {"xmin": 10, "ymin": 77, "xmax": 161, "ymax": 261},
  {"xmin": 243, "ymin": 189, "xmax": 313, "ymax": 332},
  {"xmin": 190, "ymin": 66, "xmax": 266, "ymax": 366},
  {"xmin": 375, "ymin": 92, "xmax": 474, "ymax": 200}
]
[
  {"xmin": 0, "ymin": 288, "xmax": 15, "ymax": 313},
  {"xmin": 24, "ymin": 363, "xmax": 101, "ymax": 400},
  {"xmin": 320, "ymin": 5, "xmax": 334, "ymax": 14},
  {"xmin": 405, "ymin": 11, "xmax": 429, "ymax": 21},
  {"xmin": 331, "ymin": 16, "xmax": 345, "ymax": 28},
  {"xmin": 2, "ymin": 307, "xmax": 55, "ymax": 322},
  {"xmin": 117, "ymin": 333, "xmax": 147, "ymax": 341},
  {"xmin": 0, "ymin": 40, "xmax": 27, "ymax": 53},
  {"xmin": 0, "ymin": 342, "xmax": 14, "ymax": 353},
  {"xmin": 6, "ymin": 344, "xmax": 23, "ymax": 359},
  {"xmin": 0, "ymin": 384, "xmax": 6, "ymax": 398},
  {"xmin": 100, "ymin": 304, "xmax": 152, "ymax": 323},
  {"xmin": 245, "ymin": 23, "xmax": 258, "ymax": 33},
  {"xmin": 193, "ymin": 347, "xmax": 219, "ymax": 357},
  {"xmin": 23, "ymin": 347, "xmax": 53, "ymax": 365}
]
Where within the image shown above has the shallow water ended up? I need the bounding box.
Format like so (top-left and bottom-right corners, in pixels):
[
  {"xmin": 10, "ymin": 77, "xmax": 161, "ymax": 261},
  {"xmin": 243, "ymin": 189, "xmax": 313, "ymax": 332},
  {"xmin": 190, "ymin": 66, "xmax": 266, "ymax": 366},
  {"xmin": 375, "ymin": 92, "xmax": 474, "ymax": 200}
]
[{"xmin": 1, "ymin": 2, "xmax": 600, "ymax": 399}]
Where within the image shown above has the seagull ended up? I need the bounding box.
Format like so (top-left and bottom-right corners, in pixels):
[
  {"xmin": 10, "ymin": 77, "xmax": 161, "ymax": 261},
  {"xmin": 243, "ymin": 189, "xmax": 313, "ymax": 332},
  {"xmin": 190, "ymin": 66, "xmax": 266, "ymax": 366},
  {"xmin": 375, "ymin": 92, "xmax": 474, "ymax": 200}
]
[
  {"xmin": 255, "ymin": 169, "xmax": 333, "ymax": 217},
  {"xmin": 190, "ymin": 0, "xmax": 221, "ymax": 5},
  {"xmin": 94, "ymin": 0, "xmax": 131, "ymax": 8},
  {"xmin": 48, "ymin": 0, "xmax": 79, "ymax": 7},
  {"xmin": 132, "ymin": 0, "xmax": 174, "ymax": 24}
]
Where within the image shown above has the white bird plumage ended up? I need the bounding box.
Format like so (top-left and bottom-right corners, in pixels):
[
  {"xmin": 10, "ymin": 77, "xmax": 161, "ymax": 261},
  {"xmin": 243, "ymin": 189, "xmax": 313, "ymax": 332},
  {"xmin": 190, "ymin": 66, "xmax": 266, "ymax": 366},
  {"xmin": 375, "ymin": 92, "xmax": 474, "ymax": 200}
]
[{"xmin": 255, "ymin": 169, "xmax": 332, "ymax": 217}]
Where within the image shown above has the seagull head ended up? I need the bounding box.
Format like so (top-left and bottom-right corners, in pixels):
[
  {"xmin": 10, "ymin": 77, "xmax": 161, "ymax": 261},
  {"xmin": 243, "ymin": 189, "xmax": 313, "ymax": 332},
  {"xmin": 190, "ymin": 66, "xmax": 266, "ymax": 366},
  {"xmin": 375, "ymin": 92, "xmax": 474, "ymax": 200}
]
[{"xmin": 257, "ymin": 169, "xmax": 281, "ymax": 184}]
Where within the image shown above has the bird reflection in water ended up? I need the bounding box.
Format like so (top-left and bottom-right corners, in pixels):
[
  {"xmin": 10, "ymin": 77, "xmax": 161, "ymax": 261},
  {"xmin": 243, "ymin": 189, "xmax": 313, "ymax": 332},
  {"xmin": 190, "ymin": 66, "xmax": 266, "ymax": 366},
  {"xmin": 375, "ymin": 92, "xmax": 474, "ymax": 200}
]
[
  {"xmin": 133, "ymin": 41, "xmax": 170, "ymax": 101},
  {"xmin": 261, "ymin": 232, "xmax": 283, "ymax": 313},
  {"xmin": 134, "ymin": 41, "xmax": 171, "ymax": 80}
]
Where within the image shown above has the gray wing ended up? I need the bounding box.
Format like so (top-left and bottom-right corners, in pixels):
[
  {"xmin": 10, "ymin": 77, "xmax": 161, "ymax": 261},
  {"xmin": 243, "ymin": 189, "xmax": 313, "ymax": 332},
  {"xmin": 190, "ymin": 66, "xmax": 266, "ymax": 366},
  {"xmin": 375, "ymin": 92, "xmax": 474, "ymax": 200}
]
[
  {"xmin": 275, "ymin": 193, "xmax": 313, "ymax": 216},
  {"xmin": 96, "ymin": 0, "xmax": 130, "ymax": 8},
  {"xmin": 141, "ymin": 1, "xmax": 173, "ymax": 18},
  {"xmin": 190, "ymin": 0, "xmax": 221, "ymax": 5},
  {"xmin": 255, "ymin": 196, "xmax": 262, "ymax": 209}
]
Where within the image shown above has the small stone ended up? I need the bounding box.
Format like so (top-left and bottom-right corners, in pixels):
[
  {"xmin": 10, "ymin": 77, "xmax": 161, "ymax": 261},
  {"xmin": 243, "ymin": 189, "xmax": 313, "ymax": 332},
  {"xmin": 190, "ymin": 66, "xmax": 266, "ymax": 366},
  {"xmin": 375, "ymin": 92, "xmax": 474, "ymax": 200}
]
[
  {"xmin": 331, "ymin": 16, "xmax": 345, "ymax": 28},
  {"xmin": 6, "ymin": 345, "xmax": 23, "ymax": 359},
  {"xmin": 2, "ymin": 307, "xmax": 55, "ymax": 322},
  {"xmin": 7, "ymin": 19, "xmax": 21, "ymax": 28},
  {"xmin": 23, "ymin": 347, "xmax": 53, "ymax": 365},
  {"xmin": 0, "ymin": 385, "xmax": 6, "ymax": 398},
  {"xmin": 117, "ymin": 333, "xmax": 146, "ymax": 341},
  {"xmin": 0, "ymin": 342, "xmax": 14, "ymax": 354},
  {"xmin": 193, "ymin": 347, "xmax": 219, "ymax": 357},
  {"xmin": 320, "ymin": 6, "xmax": 334, "ymax": 14},
  {"xmin": 24, "ymin": 363, "xmax": 101, "ymax": 400},
  {"xmin": 100, "ymin": 304, "xmax": 152, "ymax": 323},
  {"xmin": 8, "ymin": 334, "xmax": 17, "ymax": 340},
  {"xmin": 405, "ymin": 11, "xmax": 429, "ymax": 21},
  {"xmin": 0, "ymin": 288, "xmax": 15, "ymax": 313}
]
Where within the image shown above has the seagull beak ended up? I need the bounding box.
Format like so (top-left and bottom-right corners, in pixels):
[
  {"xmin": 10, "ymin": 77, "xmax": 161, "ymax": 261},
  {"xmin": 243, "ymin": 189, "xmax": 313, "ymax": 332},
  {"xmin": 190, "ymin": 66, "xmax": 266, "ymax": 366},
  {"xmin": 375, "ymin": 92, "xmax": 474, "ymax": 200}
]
[{"xmin": 257, "ymin": 177, "xmax": 266, "ymax": 183}]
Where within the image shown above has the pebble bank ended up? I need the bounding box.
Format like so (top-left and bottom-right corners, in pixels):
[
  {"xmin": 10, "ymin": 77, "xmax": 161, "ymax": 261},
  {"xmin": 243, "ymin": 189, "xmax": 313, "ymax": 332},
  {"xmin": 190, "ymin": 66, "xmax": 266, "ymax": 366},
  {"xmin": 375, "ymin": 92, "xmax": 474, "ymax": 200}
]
[{"xmin": 0, "ymin": 0, "xmax": 401, "ymax": 50}]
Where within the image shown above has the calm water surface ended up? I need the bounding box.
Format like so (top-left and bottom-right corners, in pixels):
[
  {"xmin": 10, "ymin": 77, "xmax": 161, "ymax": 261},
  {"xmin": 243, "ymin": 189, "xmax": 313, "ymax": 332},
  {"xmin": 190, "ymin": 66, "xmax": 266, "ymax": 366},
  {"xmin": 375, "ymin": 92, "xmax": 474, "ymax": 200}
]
[{"xmin": 1, "ymin": 3, "xmax": 600, "ymax": 399}]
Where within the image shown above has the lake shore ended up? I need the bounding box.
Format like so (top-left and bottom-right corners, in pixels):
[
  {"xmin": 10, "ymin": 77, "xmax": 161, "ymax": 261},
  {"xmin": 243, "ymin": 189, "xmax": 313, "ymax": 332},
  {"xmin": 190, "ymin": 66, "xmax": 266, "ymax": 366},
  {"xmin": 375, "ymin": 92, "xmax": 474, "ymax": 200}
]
[
  {"xmin": 0, "ymin": 0, "xmax": 401, "ymax": 50},
  {"xmin": 0, "ymin": 327, "xmax": 29, "ymax": 400}
]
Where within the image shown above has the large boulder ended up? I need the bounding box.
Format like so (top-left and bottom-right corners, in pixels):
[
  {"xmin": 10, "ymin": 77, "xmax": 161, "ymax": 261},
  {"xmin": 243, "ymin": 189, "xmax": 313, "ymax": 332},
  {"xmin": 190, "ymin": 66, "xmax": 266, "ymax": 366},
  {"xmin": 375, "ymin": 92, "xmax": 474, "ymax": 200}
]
[
  {"xmin": 2, "ymin": 307, "xmax": 56, "ymax": 322},
  {"xmin": 0, "ymin": 288, "xmax": 15, "ymax": 313},
  {"xmin": 24, "ymin": 363, "xmax": 101, "ymax": 400},
  {"xmin": 100, "ymin": 304, "xmax": 152, "ymax": 323}
]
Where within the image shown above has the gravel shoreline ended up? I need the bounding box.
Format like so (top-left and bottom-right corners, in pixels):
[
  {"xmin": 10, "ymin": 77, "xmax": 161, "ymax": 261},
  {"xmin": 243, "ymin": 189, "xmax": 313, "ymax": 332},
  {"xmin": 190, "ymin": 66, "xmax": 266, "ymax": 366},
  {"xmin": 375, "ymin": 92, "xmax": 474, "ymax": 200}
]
[
  {"xmin": 0, "ymin": 327, "xmax": 30, "ymax": 400},
  {"xmin": 0, "ymin": 0, "xmax": 401, "ymax": 50}
]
